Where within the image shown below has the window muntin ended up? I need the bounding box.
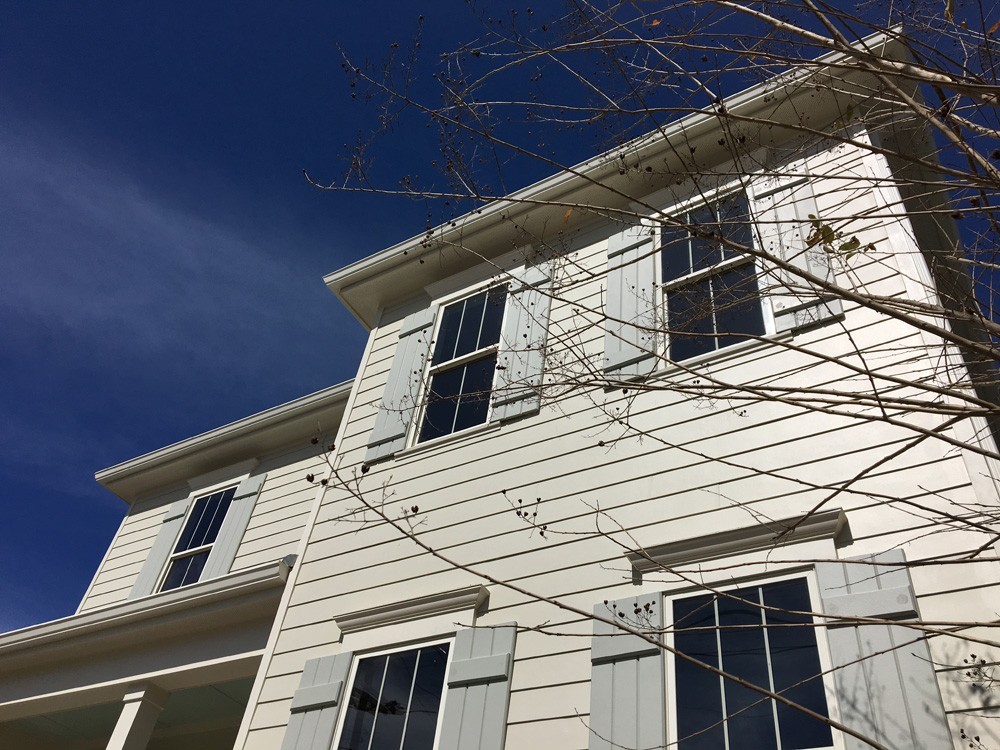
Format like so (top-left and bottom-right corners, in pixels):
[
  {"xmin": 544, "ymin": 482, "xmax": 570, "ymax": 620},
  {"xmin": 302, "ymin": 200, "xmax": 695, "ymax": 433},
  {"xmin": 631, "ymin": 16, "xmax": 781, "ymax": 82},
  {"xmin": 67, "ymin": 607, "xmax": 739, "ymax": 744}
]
[
  {"xmin": 337, "ymin": 642, "xmax": 451, "ymax": 750},
  {"xmin": 160, "ymin": 485, "xmax": 236, "ymax": 592},
  {"xmin": 671, "ymin": 577, "xmax": 833, "ymax": 750},
  {"xmin": 418, "ymin": 286, "xmax": 507, "ymax": 443},
  {"xmin": 660, "ymin": 191, "xmax": 766, "ymax": 362}
]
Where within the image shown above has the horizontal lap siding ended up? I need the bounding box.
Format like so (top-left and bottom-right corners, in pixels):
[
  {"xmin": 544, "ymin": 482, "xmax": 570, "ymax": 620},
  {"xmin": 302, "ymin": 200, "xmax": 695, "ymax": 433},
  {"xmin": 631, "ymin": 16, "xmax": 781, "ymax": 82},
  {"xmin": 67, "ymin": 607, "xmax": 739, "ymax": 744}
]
[
  {"xmin": 76, "ymin": 493, "xmax": 176, "ymax": 611},
  {"xmin": 243, "ymin": 145, "xmax": 1000, "ymax": 749}
]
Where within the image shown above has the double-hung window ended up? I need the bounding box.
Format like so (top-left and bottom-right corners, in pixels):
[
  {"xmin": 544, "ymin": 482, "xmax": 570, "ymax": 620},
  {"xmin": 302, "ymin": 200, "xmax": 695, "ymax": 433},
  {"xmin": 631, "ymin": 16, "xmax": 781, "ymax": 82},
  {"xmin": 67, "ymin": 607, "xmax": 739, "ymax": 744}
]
[
  {"xmin": 336, "ymin": 642, "xmax": 451, "ymax": 750},
  {"xmin": 660, "ymin": 191, "xmax": 766, "ymax": 362},
  {"xmin": 670, "ymin": 577, "xmax": 833, "ymax": 750},
  {"xmin": 159, "ymin": 484, "xmax": 237, "ymax": 592},
  {"xmin": 418, "ymin": 285, "xmax": 507, "ymax": 443}
]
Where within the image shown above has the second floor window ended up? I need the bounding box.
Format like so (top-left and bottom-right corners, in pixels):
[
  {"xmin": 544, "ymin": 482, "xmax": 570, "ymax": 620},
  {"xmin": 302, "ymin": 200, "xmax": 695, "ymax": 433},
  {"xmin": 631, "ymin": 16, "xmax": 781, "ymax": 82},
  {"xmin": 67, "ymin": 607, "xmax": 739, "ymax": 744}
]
[
  {"xmin": 660, "ymin": 191, "xmax": 766, "ymax": 362},
  {"xmin": 160, "ymin": 485, "xmax": 237, "ymax": 591},
  {"xmin": 418, "ymin": 285, "xmax": 507, "ymax": 442}
]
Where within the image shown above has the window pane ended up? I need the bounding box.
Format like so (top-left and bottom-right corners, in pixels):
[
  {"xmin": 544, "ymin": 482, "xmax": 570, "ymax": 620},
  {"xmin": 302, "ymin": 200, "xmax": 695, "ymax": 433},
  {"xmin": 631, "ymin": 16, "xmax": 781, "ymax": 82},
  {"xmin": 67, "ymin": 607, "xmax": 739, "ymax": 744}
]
[
  {"xmin": 174, "ymin": 487, "xmax": 236, "ymax": 552},
  {"xmin": 689, "ymin": 203, "xmax": 722, "ymax": 273},
  {"xmin": 668, "ymin": 277, "xmax": 715, "ymax": 361},
  {"xmin": 714, "ymin": 263, "xmax": 765, "ymax": 349},
  {"xmin": 661, "ymin": 224, "xmax": 691, "ymax": 282},
  {"xmin": 453, "ymin": 354, "xmax": 496, "ymax": 433},
  {"xmin": 762, "ymin": 579, "xmax": 833, "ymax": 749},
  {"xmin": 339, "ymin": 655, "xmax": 388, "ymax": 750},
  {"xmin": 479, "ymin": 285, "xmax": 507, "ymax": 349},
  {"xmin": 432, "ymin": 300, "xmax": 465, "ymax": 365},
  {"xmin": 718, "ymin": 588, "xmax": 778, "ymax": 750},
  {"xmin": 369, "ymin": 649, "xmax": 418, "ymax": 750},
  {"xmin": 419, "ymin": 367, "xmax": 464, "ymax": 442},
  {"xmin": 454, "ymin": 291, "xmax": 487, "ymax": 361},
  {"xmin": 674, "ymin": 594, "xmax": 725, "ymax": 750},
  {"xmin": 401, "ymin": 644, "xmax": 450, "ymax": 750},
  {"xmin": 161, "ymin": 550, "xmax": 209, "ymax": 591},
  {"xmin": 717, "ymin": 193, "xmax": 753, "ymax": 259}
]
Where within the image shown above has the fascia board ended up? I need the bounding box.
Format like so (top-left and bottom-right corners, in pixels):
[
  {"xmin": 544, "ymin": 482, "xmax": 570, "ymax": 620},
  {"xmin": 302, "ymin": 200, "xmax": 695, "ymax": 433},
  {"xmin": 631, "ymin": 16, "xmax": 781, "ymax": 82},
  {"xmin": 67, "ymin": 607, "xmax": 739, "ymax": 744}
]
[
  {"xmin": 326, "ymin": 29, "xmax": 905, "ymax": 328},
  {"xmin": 0, "ymin": 559, "xmax": 290, "ymax": 661},
  {"xmin": 95, "ymin": 380, "xmax": 352, "ymax": 503}
]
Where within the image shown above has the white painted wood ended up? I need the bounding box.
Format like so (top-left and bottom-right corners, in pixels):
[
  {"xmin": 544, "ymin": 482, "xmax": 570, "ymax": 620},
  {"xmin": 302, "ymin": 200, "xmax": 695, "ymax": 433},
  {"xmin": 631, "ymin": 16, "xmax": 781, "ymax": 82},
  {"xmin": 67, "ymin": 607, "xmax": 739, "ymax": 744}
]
[
  {"xmin": 604, "ymin": 225, "xmax": 658, "ymax": 375},
  {"xmin": 106, "ymin": 683, "xmax": 169, "ymax": 750}
]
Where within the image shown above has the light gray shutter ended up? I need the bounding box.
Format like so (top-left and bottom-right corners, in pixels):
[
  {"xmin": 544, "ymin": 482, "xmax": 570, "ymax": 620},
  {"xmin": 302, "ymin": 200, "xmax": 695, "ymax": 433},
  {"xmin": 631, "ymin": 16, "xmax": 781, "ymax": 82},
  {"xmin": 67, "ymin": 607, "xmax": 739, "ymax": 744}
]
[
  {"xmin": 201, "ymin": 472, "xmax": 267, "ymax": 580},
  {"xmin": 491, "ymin": 266, "xmax": 551, "ymax": 423},
  {"xmin": 589, "ymin": 598, "xmax": 665, "ymax": 750},
  {"xmin": 752, "ymin": 175, "xmax": 843, "ymax": 332},
  {"xmin": 438, "ymin": 624, "xmax": 517, "ymax": 750},
  {"xmin": 128, "ymin": 496, "xmax": 191, "ymax": 599},
  {"xmin": 604, "ymin": 225, "xmax": 658, "ymax": 377},
  {"xmin": 365, "ymin": 307, "xmax": 437, "ymax": 463},
  {"xmin": 281, "ymin": 652, "xmax": 354, "ymax": 750},
  {"xmin": 816, "ymin": 550, "xmax": 950, "ymax": 750}
]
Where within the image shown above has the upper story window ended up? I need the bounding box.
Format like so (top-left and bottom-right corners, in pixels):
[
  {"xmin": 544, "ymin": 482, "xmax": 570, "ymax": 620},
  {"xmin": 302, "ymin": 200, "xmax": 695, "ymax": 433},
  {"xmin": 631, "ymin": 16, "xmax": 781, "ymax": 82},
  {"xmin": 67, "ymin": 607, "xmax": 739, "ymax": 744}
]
[
  {"xmin": 159, "ymin": 485, "xmax": 237, "ymax": 591},
  {"xmin": 659, "ymin": 190, "xmax": 766, "ymax": 362},
  {"xmin": 418, "ymin": 285, "xmax": 507, "ymax": 443},
  {"xmin": 336, "ymin": 642, "xmax": 451, "ymax": 750},
  {"xmin": 670, "ymin": 577, "xmax": 832, "ymax": 750}
]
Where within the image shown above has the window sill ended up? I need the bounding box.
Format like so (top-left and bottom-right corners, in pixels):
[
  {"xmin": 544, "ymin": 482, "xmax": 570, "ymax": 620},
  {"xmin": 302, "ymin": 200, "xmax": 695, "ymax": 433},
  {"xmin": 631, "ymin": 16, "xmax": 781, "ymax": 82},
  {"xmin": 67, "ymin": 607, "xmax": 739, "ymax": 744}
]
[{"xmin": 395, "ymin": 419, "xmax": 503, "ymax": 460}]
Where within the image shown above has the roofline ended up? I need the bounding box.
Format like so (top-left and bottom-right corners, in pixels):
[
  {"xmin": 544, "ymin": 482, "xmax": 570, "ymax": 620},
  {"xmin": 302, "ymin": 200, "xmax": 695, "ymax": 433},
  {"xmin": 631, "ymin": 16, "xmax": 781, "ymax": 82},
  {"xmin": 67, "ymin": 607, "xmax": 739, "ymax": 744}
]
[
  {"xmin": 96, "ymin": 380, "xmax": 352, "ymax": 503},
  {"xmin": 325, "ymin": 29, "xmax": 904, "ymax": 327}
]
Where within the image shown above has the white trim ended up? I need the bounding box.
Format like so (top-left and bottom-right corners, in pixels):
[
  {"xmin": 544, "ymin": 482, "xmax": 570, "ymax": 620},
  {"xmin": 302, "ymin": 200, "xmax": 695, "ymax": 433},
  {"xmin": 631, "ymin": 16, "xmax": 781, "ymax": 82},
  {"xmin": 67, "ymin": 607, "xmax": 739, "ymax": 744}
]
[
  {"xmin": 96, "ymin": 381, "xmax": 352, "ymax": 504},
  {"xmin": 334, "ymin": 586, "xmax": 489, "ymax": 635}
]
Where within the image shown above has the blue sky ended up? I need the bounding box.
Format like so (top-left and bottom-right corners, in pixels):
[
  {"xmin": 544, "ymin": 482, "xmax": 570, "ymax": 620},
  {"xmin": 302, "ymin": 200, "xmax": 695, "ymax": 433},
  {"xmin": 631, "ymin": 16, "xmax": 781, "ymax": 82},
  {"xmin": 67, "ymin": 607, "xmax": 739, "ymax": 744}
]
[{"xmin": 0, "ymin": 2, "xmax": 552, "ymax": 630}]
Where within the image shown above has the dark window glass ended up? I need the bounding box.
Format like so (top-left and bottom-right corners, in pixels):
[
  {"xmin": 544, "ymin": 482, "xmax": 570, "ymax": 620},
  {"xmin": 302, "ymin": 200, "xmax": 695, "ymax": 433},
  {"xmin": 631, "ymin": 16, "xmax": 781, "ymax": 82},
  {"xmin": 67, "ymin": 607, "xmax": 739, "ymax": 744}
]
[
  {"xmin": 173, "ymin": 487, "xmax": 236, "ymax": 552},
  {"xmin": 714, "ymin": 263, "xmax": 765, "ymax": 350},
  {"xmin": 420, "ymin": 286, "xmax": 506, "ymax": 443},
  {"xmin": 674, "ymin": 594, "xmax": 726, "ymax": 750},
  {"xmin": 763, "ymin": 579, "xmax": 833, "ymax": 749},
  {"xmin": 673, "ymin": 579, "xmax": 831, "ymax": 750},
  {"xmin": 161, "ymin": 549, "xmax": 210, "ymax": 591},
  {"xmin": 160, "ymin": 485, "xmax": 236, "ymax": 592},
  {"xmin": 667, "ymin": 278, "xmax": 715, "ymax": 362},
  {"xmin": 338, "ymin": 643, "xmax": 451, "ymax": 750},
  {"xmin": 661, "ymin": 191, "xmax": 762, "ymax": 362}
]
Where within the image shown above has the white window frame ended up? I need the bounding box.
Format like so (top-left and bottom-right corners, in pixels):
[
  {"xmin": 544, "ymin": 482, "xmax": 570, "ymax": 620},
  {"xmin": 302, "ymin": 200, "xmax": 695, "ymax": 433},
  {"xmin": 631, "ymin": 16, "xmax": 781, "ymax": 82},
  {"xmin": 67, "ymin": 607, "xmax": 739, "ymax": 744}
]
[
  {"xmin": 411, "ymin": 282, "xmax": 509, "ymax": 446},
  {"xmin": 656, "ymin": 186, "xmax": 776, "ymax": 364},
  {"xmin": 663, "ymin": 571, "xmax": 844, "ymax": 750},
  {"xmin": 156, "ymin": 478, "xmax": 239, "ymax": 592},
  {"xmin": 332, "ymin": 638, "xmax": 455, "ymax": 750}
]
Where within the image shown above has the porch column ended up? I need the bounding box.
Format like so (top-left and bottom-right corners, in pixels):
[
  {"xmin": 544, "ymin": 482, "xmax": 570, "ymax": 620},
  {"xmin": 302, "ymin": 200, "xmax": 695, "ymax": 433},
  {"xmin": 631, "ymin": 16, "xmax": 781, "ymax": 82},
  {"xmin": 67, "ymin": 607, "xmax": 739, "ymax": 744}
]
[{"xmin": 106, "ymin": 683, "xmax": 169, "ymax": 750}]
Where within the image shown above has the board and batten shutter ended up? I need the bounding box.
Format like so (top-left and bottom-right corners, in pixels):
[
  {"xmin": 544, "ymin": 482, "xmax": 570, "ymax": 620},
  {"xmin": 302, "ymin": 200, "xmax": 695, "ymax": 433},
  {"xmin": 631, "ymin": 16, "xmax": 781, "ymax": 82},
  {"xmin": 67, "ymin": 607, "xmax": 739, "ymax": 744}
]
[
  {"xmin": 589, "ymin": 598, "xmax": 665, "ymax": 750},
  {"xmin": 604, "ymin": 225, "xmax": 658, "ymax": 377},
  {"xmin": 491, "ymin": 266, "xmax": 552, "ymax": 423},
  {"xmin": 365, "ymin": 306, "xmax": 437, "ymax": 463},
  {"xmin": 751, "ymin": 172, "xmax": 844, "ymax": 332},
  {"xmin": 128, "ymin": 495, "xmax": 192, "ymax": 599},
  {"xmin": 281, "ymin": 652, "xmax": 354, "ymax": 750},
  {"xmin": 437, "ymin": 624, "xmax": 517, "ymax": 750},
  {"xmin": 200, "ymin": 472, "xmax": 267, "ymax": 580},
  {"xmin": 816, "ymin": 550, "xmax": 951, "ymax": 750}
]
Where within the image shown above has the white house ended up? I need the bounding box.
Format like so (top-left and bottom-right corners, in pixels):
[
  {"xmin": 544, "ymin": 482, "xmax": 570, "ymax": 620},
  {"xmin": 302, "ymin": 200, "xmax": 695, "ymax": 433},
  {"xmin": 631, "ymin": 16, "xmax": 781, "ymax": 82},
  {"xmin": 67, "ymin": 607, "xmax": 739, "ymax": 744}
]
[{"xmin": 2, "ymin": 31, "xmax": 998, "ymax": 750}]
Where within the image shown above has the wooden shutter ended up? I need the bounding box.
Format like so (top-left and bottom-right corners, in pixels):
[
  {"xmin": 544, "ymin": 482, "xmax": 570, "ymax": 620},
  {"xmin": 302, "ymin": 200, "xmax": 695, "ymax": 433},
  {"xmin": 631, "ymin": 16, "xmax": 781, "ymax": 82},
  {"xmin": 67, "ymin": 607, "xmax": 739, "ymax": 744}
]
[
  {"xmin": 751, "ymin": 174, "xmax": 843, "ymax": 332},
  {"xmin": 437, "ymin": 624, "xmax": 517, "ymax": 750},
  {"xmin": 201, "ymin": 473, "xmax": 266, "ymax": 580},
  {"xmin": 365, "ymin": 307, "xmax": 437, "ymax": 463},
  {"xmin": 492, "ymin": 266, "xmax": 551, "ymax": 423},
  {"xmin": 128, "ymin": 496, "xmax": 191, "ymax": 599},
  {"xmin": 604, "ymin": 225, "xmax": 658, "ymax": 376},
  {"xmin": 816, "ymin": 550, "xmax": 951, "ymax": 750},
  {"xmin": 281, "ymin": 652, "xmax": 354, "ymax": 750},
  {"xmin": 589, "ymin": 598, "xmax": 665, "ymax": 750}
]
